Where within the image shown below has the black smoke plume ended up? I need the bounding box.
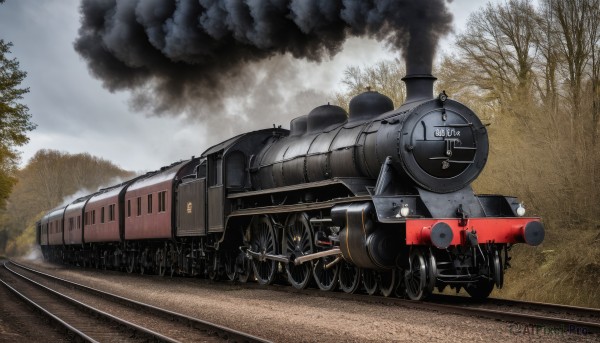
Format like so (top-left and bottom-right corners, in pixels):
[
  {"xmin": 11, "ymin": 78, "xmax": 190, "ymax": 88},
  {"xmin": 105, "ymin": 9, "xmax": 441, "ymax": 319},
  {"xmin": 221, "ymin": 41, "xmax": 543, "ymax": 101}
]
[{"xmin": 75, "ymin": 0, "xmax": 452, "ymax": 116}]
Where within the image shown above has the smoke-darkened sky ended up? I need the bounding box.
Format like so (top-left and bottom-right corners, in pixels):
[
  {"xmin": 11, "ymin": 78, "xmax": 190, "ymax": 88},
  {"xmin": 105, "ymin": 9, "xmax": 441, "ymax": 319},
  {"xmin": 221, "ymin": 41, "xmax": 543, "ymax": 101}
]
[
  {"xmin": 1, "ymin": 0, "xmax": 493, "ymax": 172},
  {"xmin": 74, "ymin": 0, "xmax": 453, "ymax": 116}
]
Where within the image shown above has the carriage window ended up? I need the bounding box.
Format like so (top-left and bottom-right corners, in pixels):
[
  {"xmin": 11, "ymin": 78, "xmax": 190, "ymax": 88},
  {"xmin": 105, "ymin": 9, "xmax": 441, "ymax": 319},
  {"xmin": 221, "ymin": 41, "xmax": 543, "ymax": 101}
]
[
  {"xmin": 101, "ymin": 207, "xmax": 105, "ymax": 223},
  {"xmin": 109, "ymin": 204, "xmax": 115, "ymax": 221},
  {"xmin": 158, "ymin": 191, "xmax": 166, "ymax": 212},
  {"xmin": 148, "ymin": 194, "xmax": 153, "ymax": 214},
  {"xmin": 127, "ymin": 199, "xmax": 131, "ymax": 217},
  {"xmin": 92, "ymin": 210, "xmax": 96, "ymax": 225},
  {"xmin": 77, "ymin": 216, "xmax": 81, "ymax": 229},
  {"xmin": 69, "ymin": 218, "xmax": 74, "ymax": 231},
  {"xmin": 137, "ymin": 197, "xmax": 142, "ymax": 216}
]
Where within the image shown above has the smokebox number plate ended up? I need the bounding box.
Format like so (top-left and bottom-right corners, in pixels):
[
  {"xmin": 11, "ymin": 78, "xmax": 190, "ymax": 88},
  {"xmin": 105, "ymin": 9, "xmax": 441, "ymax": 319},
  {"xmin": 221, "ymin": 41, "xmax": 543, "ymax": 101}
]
[{"xmin": 434, "ymin": 128, "xmax": 461, "ymax": 138}]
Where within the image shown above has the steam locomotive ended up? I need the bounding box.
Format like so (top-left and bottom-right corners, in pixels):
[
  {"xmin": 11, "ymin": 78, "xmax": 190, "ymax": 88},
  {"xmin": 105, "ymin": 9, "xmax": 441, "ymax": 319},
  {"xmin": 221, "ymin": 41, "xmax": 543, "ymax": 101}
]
[{"xmin": 37, "ymin": 72, "xmax": 544, "ymax": 300}]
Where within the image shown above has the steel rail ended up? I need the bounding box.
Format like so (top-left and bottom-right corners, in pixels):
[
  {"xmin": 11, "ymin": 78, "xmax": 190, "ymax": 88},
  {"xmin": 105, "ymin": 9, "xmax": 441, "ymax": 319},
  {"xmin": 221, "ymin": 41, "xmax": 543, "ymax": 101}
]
[
  {"xmin": 0, "ymin": 272, "xmax": 97, "ymax": 343},
  {"xmin": 8, "ymin": 260, "xmax": 271, "ymax": 343},
  {"xmin": 398, "ymin": 298, "xmax": 600, "ymax": 335},
  {"xmin": 3, "ymin": 262, "xmax": 179, "ymax": 343},
  {"xmin": 430, "ymin": 293, "xmax": 600, "ymax": 320}
]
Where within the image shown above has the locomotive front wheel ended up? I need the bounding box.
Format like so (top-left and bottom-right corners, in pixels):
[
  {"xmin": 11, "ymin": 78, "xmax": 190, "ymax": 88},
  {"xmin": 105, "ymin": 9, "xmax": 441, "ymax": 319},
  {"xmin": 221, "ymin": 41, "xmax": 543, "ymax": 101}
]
[
  {"xmin": 379, "ymin": 269, "xmax": 397, "ymax": 297},
  {"xmin": 466, "ymin": 250, "xmax": 501, "ymax": 300},
  {"xmin": 362, "ymin": 269, "xmax": 379, "ymax": 295},
  {"xmin": 404, "ymin": 249, "xmax": 428, "ymax": 301},
  {"xmin": 283, "ymin": 213, "xmax": 314, "ymax": 289},
  {"xmin": 250, "ymin": 216, "xmax": 278, "ymax": 285},
  {"xmin": 426, "ymin": 251, "xmax": 437, "ymax": 294},
  {"xmin": 492, "ymin": 249, "xmax": 503, "ymax": 288},
  {"xmin": 313, "ymin": 255, "xmax": 339, "ymax": 291},
  {"xmin": 339, "ymin": 261, "xmax": 361, "ymax": 294}
]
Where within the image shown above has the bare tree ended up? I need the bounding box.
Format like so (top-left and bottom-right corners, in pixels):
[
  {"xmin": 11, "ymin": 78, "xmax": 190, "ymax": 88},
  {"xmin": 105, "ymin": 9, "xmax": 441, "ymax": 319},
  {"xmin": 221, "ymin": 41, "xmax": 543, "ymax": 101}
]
[
  {"xmin": 534, "ymin": 0, "xmax": 561, "ymax": 114},
  {"xmin": 453, "ymin": 0, "xmax": 540, "ymax": 114},
  {"xmin": 547, "ymin": 0, "xmax": 600, "ymax": 117},
  {"xmin": 333, "ymin": 59, "xmax": 406, "ymax": 110},
  {"xmin": 582, "ymin": 0, "xmax": 600, "ymax": 140}
]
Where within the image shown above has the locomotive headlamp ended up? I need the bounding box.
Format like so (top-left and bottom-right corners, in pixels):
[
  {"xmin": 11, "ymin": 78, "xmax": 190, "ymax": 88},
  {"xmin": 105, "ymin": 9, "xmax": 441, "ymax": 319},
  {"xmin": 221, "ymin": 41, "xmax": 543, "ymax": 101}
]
[
  {"xmin": 397, "ymin": 204, "xmax": 410, "ymax": 218},
  {"xmin": 438, "ymin": 90, "xmax": 448, "ymax": 103},
  {"xmin": 516, "ymin": 203, "xmax": 526, "ymax": 217}
]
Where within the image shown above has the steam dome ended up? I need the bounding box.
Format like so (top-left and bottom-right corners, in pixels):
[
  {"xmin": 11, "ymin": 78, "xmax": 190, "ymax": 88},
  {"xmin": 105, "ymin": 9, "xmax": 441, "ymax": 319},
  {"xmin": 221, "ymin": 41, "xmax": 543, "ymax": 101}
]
[
  {"xmin": 307, "ymin": 104, "xmax": 347, "ymax": 133},
  {"xmin": 348, "ymin": 91, "xmax": 394, "ymax": 122}
]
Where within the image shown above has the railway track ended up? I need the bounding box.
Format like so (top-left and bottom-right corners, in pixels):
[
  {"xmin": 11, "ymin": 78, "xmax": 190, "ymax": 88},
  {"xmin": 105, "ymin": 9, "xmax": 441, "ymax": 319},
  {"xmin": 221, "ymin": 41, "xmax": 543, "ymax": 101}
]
[
  {"xmin": 152, "ymin": 267, "xmax": 600, "ymax": 337},
  {"xmin": 431, "ymin": 293, "xmax": 600, "ymax": 323},
  {"xmin": 276, "ymin": 285, "xmax": 600, "ymax": 337},
  {"xmin": 11, "ymin": 259, "xmax": 600, "ymax": 339},
  {"xmin": 1, "ymin": 260, "xmax": 270, "ymax": 343},
  {"xmin": 143, "ymin": 264, "xmax": 600, "ymax": 336},
  {"xmin": 402, "ymin": 295, "xmax": 600, "ymax": 336}
]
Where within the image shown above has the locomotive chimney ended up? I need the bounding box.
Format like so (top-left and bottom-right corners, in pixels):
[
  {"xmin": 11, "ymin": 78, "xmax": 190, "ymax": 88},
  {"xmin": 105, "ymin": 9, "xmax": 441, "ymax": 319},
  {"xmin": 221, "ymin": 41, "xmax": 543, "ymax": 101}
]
[
  {"xmin": 402, "ymin": 53, "xmax": 436, "ymax": 104},
  {"xmin": 402, "ymin": 73, "xmax": 437, "ymax": 103}
]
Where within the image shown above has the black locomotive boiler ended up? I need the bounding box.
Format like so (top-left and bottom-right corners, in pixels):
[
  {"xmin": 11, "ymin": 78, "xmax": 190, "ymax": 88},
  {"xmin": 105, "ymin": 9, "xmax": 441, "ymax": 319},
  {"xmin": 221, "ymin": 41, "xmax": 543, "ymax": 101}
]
[{"xmin": 38, "ymin": 71, "xmax": 544, "ymax": 301}]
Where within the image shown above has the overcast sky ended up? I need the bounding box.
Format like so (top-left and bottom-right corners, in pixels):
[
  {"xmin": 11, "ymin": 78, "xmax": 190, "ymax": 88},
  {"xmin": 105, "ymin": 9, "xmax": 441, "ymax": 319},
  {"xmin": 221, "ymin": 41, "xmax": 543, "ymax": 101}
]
[{"xmin": 0, "ymin": 0, "xmax": 493, "ymax": 172}]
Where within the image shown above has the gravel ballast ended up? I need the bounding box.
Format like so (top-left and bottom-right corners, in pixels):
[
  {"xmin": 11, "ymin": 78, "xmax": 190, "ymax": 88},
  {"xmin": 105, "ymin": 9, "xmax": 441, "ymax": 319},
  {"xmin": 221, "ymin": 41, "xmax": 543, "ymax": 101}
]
[{"xmin": 12, "ymin": 258, "xmax": 595, "ymax": 342}]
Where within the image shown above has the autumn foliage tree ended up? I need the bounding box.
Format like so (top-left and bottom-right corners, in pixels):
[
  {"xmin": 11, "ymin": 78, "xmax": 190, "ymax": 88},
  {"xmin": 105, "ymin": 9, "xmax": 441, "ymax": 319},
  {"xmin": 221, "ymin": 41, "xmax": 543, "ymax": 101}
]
[
  {"xmin": 0, "ymin": 39, "xmax": 36, "ymax": 209},
  {"xmin": 0, "ymin": 150, "xmax": 135, "ymax": 254}
]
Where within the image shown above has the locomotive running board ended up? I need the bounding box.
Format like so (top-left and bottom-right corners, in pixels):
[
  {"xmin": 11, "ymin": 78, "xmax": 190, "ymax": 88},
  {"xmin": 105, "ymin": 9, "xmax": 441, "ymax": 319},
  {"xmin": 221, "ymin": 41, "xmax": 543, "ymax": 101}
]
[
  {"xmin": 228, "ymin": 195, "xmax": 371, "ymax": 217},
  {"xmin": 244, "ymin": 247, "xmax": 342, "ymax": 265},
  {"xmin": 227, "ymin": 178, "xmax": 373, "ymax": 199}
]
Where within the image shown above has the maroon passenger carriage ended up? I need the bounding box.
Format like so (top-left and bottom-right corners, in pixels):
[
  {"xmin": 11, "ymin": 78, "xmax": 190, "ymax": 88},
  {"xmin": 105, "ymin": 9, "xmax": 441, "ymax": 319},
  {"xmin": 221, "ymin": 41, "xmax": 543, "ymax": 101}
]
[
  {"xmin": 83, "ymin": 182, "xmax": 131, "ymax": 269},
  {"xmin": 40, "ymin": 206, "xmax": 67, "ymax": 260},
  {"xmin": 122, "ymin": 159, "xmax": 199, "ymax": 275},
  {"xmin": 63, "ymin": 196, "xmax": 91, "ymax": 264}
]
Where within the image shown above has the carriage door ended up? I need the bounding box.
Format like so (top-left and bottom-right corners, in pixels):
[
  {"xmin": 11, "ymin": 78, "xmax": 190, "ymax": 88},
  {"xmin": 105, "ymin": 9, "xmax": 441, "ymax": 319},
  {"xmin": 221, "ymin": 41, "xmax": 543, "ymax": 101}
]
[{"xmin": 207, "ymin": 154, "xmax": 224, "ymax": 232}]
